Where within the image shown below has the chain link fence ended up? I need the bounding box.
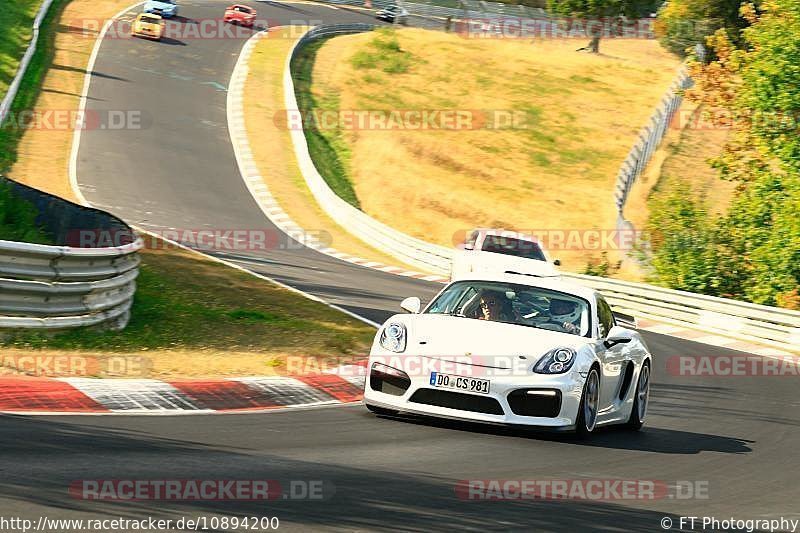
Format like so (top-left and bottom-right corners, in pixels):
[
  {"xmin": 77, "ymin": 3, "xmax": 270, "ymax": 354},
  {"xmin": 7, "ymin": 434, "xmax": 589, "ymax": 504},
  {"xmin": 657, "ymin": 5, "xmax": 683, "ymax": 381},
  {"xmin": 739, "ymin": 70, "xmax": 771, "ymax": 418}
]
[{"xmin": 613, "ymin": 70, "xmax": 693, "ymax": 216}]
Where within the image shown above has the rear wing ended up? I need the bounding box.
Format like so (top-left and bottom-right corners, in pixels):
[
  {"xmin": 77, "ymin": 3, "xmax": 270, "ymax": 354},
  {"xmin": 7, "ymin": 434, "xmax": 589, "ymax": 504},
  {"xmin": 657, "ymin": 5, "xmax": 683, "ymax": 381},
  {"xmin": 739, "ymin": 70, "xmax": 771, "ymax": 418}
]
[{"xmin": 612, "ymin": 311, "xmax": 638, "ymax": 329}]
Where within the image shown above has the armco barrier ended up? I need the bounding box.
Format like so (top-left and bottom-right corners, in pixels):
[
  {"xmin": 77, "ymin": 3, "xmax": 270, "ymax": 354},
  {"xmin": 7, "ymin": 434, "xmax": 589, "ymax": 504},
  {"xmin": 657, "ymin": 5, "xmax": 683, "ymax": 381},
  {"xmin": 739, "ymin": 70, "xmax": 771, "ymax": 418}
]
[
  {"xmin": 0, "ymin": 177, "xmax": 141, "ymax": 330},
  {"xmin": 286, "ymin": 24, "xmax": 454, "ymax": 275},
  {"xmin": 563, "ymin": 273, "xmax": 800, "ymax": 351},
  {"xmin": 284, "ymin": 26, "xmax": 800, "ymax": 352}
]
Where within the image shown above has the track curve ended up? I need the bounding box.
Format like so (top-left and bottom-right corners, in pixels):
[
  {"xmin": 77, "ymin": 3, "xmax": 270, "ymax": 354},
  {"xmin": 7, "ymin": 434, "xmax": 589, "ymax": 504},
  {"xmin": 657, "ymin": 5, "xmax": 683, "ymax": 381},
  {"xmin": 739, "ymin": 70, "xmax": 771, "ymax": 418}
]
[
  {"xmin": 4, "ymin": 1, "xmax": 797, "ymax": 530},
  {"xmin": 74, "ymin": 0, "xmax": 438, "ymax": 325}
]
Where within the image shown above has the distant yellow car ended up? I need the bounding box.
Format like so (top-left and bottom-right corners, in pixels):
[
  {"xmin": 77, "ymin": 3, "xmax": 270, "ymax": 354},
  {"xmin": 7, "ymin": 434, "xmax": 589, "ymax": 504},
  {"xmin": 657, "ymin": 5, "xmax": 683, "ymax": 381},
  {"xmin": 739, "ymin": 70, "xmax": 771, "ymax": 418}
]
[{"xmin": 131, "ymin": 13, "xmax": 164, "ymax": 40}]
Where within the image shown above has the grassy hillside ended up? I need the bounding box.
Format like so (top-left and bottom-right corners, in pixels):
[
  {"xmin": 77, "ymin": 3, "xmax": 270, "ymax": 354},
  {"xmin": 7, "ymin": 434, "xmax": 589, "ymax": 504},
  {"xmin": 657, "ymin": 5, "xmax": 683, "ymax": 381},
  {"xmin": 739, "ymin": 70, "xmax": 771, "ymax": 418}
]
[
  {"xmin": 301, "ymin": 28, "xmax": 681, "ymax": 271},
  {"xmin": 0, "ymin": 0, "xmax": 41, "ymax": 98}
]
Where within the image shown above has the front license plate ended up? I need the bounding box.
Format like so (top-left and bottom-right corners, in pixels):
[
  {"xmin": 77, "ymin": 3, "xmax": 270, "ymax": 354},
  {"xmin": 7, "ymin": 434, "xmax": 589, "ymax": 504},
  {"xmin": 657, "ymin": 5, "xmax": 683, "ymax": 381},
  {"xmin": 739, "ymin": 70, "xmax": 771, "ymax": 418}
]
[{"xmin": 430, "ymin": 372, "xmax": 490, "ymax": 394}]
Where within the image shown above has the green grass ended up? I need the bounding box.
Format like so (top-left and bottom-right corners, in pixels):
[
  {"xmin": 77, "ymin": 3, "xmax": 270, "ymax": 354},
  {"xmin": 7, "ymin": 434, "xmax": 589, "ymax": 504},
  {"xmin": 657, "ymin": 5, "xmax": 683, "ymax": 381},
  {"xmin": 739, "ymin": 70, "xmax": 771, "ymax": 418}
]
[
  {"xmin": 0, "ymin": 0, "xmax": 40, "ymax": 93},
  {"xmin": 350, "ymin": 30, "xmax": 416, "ymax": 74},
  {"xmin": 0, "ymin": 0, "xmax": 64, "ymax": 245},
  {"xmin": 0, "ymin": 0, "xmax": 67, "ymax": 173},
  {"xmin": 291, "ymin": 38, "xmax": 360, "ymax": 208}
]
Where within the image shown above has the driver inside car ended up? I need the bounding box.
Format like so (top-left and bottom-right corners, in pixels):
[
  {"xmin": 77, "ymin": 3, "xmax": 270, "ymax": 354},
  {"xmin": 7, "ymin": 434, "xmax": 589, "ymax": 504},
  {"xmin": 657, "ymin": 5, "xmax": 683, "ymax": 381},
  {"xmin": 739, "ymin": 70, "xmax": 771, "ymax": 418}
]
[
  {"xmin": 546, "ymin": 298, "xmax": 582, "ymax": 334},
  {"xmin": 469, "ymin": 289, "xmax": 516, "ymax": 322}
]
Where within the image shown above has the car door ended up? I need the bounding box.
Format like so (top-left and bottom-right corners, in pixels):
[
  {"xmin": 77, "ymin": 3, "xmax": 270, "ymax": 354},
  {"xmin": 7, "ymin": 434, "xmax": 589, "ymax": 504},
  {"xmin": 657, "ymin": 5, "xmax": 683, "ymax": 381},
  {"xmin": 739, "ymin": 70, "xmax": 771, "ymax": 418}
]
[{"xmin": 596, "ymin": 297, "xmax": 628, "ymax": 411}]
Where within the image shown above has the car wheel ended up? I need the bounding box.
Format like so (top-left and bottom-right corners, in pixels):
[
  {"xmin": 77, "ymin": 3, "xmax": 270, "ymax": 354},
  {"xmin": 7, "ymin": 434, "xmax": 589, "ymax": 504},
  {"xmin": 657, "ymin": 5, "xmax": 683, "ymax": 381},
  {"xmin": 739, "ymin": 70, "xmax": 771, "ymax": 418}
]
[
  {"xmin": 575, "ymin": 367, "xmax": 600, "ymax": 437},
  {"xmin": 365, "ymin": 403, "xmax": 397, "ymax": 416},
  {"xmin": 625, "ymin": 360, "xmax": 650, "ymax": 430}
]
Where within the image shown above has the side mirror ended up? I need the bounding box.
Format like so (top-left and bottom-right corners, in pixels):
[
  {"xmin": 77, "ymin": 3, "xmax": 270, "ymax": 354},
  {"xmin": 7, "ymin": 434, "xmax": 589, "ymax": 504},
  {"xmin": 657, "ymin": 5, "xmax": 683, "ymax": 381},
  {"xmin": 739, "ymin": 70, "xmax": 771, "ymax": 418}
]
[
  {"xmin": 400, "ymin": 296, "xmax": 421, "ymax": 314},
  {"xmin": 603, "ymin": 325, "xmax": 633, "ymax": 349},
  {"xmin": 553, "ymin": 259, "xmax": 561, "ymax": 266}
]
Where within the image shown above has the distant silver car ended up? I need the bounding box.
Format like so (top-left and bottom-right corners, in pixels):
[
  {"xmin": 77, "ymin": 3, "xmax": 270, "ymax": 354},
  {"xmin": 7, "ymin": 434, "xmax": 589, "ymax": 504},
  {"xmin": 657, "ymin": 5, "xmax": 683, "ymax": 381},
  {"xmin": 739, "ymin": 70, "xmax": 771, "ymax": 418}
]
[{"xmin": 376, "ymin": 5, "xmax": 409, "ymax": 24}]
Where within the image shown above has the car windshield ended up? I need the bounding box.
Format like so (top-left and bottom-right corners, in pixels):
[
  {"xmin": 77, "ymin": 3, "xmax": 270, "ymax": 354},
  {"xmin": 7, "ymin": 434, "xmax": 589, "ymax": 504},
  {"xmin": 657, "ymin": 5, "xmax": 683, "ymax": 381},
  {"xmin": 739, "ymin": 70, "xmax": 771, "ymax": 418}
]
[
  {"xmin": 481, "ymin": 235, "xmax": 546, "ymax": 261},
  {"xmin": 425, "ymin": 280, "xmax": 591, "ymax": 336},
  {"xmin": 141, "ymin": 16, "xmax": 161, "ymax": 23},
  {"xmin": 152, "ymin": 0, "xmax": 174, "ymax": 4}
]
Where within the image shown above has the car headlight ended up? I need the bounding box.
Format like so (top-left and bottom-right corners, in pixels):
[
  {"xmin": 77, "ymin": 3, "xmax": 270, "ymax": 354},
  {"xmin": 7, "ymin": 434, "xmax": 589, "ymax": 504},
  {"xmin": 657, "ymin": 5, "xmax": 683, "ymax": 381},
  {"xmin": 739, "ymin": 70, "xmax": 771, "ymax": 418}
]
[
  {"xmin": 379, "ymin": 322, "xmax": 407, "ymax": 353},
  {"xmin": 533, "ymin": 347, "xmax": 577, "ymax": 374}
]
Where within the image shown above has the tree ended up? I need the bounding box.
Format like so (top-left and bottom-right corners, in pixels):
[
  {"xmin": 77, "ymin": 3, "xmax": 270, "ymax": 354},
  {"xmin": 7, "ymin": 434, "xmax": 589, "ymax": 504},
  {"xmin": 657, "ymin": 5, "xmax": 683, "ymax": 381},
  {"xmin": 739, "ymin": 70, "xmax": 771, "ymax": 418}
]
[
  {"xmin": 655, "ymin": 0, "xmax": 753, "ymax": 56},
  {"xmin": 650, "ymin": 0, "xmax": 800, "ymax": 308},
  {"xmin": 548, "ymin": 0, "xmax": 656, "ymax": 53}
]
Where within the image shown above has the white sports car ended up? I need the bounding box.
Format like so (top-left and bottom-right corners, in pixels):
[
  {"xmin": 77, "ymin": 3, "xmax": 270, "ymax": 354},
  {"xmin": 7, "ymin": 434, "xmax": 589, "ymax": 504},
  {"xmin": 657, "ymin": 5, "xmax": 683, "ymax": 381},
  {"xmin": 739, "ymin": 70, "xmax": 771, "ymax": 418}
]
[
  {"xmin": 451, "ymin": 229, "xmax": 561, "ymax": 281},
  {"xmin": 363, "ymin": 273, "xmax": 652, "ymax": 436}
]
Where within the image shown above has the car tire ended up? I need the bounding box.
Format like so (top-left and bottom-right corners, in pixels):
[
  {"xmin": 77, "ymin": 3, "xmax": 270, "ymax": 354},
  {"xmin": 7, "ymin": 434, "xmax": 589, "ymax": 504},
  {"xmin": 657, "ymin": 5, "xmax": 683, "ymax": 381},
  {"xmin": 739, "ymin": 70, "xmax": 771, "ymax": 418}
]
[
  {"xmin": 625, "ymin": 360, "xmax": 650, "ymax": 430},
  {"xmin": 575, "ymin": 367, "xmax": 600, "ymax": 438},
  {"xmin": 365, "ymin": 403, "xmax": 398, "ymax": 416}
]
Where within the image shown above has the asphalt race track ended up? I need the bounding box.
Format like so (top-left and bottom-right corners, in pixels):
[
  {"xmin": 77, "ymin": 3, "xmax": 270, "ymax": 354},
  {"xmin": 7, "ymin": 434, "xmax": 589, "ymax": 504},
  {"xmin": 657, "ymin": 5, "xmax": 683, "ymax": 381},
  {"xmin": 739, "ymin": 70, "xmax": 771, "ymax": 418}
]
[
  {"xmin": 2, "ymin": 1, "xmax": 798, "ymax": 531},
  {"xmin": 75, "ymin": 0, "xmax": 434, "ymax": 325}
]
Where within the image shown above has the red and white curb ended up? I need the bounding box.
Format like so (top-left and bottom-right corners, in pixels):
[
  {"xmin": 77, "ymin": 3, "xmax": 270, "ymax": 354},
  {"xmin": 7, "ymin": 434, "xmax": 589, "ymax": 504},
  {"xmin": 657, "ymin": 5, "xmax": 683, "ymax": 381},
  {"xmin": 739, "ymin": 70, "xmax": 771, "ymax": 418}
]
[
  {"xmin": 226, "ymin": 28, "xmax": 448, "ymax": 285},
  {"xmin": 1, "ymin": 335, "xmax": 795, "ymax": 415},
  {"xmin": 0, "ymin": 364, "xmax": 367, "ymax": 415}
]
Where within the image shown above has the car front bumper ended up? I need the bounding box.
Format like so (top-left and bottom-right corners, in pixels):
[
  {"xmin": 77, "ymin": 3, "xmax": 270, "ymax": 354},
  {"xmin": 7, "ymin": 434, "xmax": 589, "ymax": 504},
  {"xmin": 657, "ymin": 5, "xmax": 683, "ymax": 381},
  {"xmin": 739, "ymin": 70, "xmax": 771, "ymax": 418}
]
[{"xmin": 363, "ymin": 358, "xmax": 587, "ymax": 428}]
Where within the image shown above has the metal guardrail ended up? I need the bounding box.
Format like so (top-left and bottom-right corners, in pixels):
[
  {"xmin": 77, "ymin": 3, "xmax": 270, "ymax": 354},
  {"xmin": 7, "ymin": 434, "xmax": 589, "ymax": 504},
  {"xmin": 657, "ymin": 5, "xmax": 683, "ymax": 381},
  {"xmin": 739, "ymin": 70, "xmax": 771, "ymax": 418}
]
[
  {"xmin": 0, "ymin": 178, "xmax": 142, "ymax": 331},
  {"xmin": 285, "ymin": 25, "xmax": 800, "ymax": 352},
  {"xmin": 320, "ymin": 0, "xmax": 548, "ymax": 28},
  {"xmin": 563, "ymin": 273, "xmax": 800, "ymax": 351}
]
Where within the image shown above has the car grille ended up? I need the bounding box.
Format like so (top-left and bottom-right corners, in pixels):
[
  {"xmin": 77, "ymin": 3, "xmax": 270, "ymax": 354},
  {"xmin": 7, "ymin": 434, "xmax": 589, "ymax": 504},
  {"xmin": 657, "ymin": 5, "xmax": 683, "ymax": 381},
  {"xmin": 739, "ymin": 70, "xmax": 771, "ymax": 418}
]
[
  {"xmin": 507, "ymin": 389, "xmax": 561, "ymax": 417},
  {"xmin": 409, "ymin": 389, "xmax": 504, "ymax": 415}
]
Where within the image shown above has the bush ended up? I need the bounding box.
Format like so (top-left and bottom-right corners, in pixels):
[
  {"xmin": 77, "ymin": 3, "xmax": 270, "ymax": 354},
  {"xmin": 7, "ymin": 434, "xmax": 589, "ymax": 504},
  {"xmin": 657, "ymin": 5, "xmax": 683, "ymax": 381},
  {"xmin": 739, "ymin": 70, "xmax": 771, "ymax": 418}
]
[
  {"xmin": 645, "ymin": 184, "xmax": 722, "ymax": 294},
  {"xmin": 655, "ymin": 0, "xmax": 752, "ymax": 57},
  {"xmin": 349, "ymin": 30, "xmax": 415, "ymax": 74}
]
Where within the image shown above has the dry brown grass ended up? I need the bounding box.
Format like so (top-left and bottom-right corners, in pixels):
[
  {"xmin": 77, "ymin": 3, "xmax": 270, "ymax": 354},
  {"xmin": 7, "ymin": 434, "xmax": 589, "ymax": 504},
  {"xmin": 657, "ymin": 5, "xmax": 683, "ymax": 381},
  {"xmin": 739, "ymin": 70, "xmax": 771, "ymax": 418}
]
[
  {"xmin": 243, "ymin": 27, "xmax": 420, "ymax": 269},
  {"xmin": 311, "ymin": 29, "xmax": 681, "ymax": 272}
]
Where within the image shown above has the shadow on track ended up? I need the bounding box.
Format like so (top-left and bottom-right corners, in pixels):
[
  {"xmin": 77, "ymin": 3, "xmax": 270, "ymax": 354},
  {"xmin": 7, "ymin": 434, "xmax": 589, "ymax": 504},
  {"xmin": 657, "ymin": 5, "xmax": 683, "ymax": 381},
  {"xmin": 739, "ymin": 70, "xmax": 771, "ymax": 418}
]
[
  {"xmin": 363, "ymin": 411, "xmax": 753, "ymax": 455},
  {"xmin": 0, "ymin": 415, "xmax": 689, "ymax": 531}
]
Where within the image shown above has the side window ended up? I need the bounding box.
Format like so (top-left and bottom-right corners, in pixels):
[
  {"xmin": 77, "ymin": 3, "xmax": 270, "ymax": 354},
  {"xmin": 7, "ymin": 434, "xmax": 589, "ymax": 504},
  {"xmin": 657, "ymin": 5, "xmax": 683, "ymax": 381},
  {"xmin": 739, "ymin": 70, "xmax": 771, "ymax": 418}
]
[
  {"xmin": 597, "ymin": 297, "xmax": 615, "ymax": 338},
  {"xmin": 465, "ymin": 231, "xmax": 480, "ymax": 250}
]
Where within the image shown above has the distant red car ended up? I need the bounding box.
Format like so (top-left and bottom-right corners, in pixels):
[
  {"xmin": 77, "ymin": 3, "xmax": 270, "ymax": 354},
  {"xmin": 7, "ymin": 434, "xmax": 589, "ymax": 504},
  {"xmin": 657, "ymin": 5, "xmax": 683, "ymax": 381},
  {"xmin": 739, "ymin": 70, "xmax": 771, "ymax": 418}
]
[{"xmin": 224, "ymin": 4, "xmax": 257, "ymax": 27}]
